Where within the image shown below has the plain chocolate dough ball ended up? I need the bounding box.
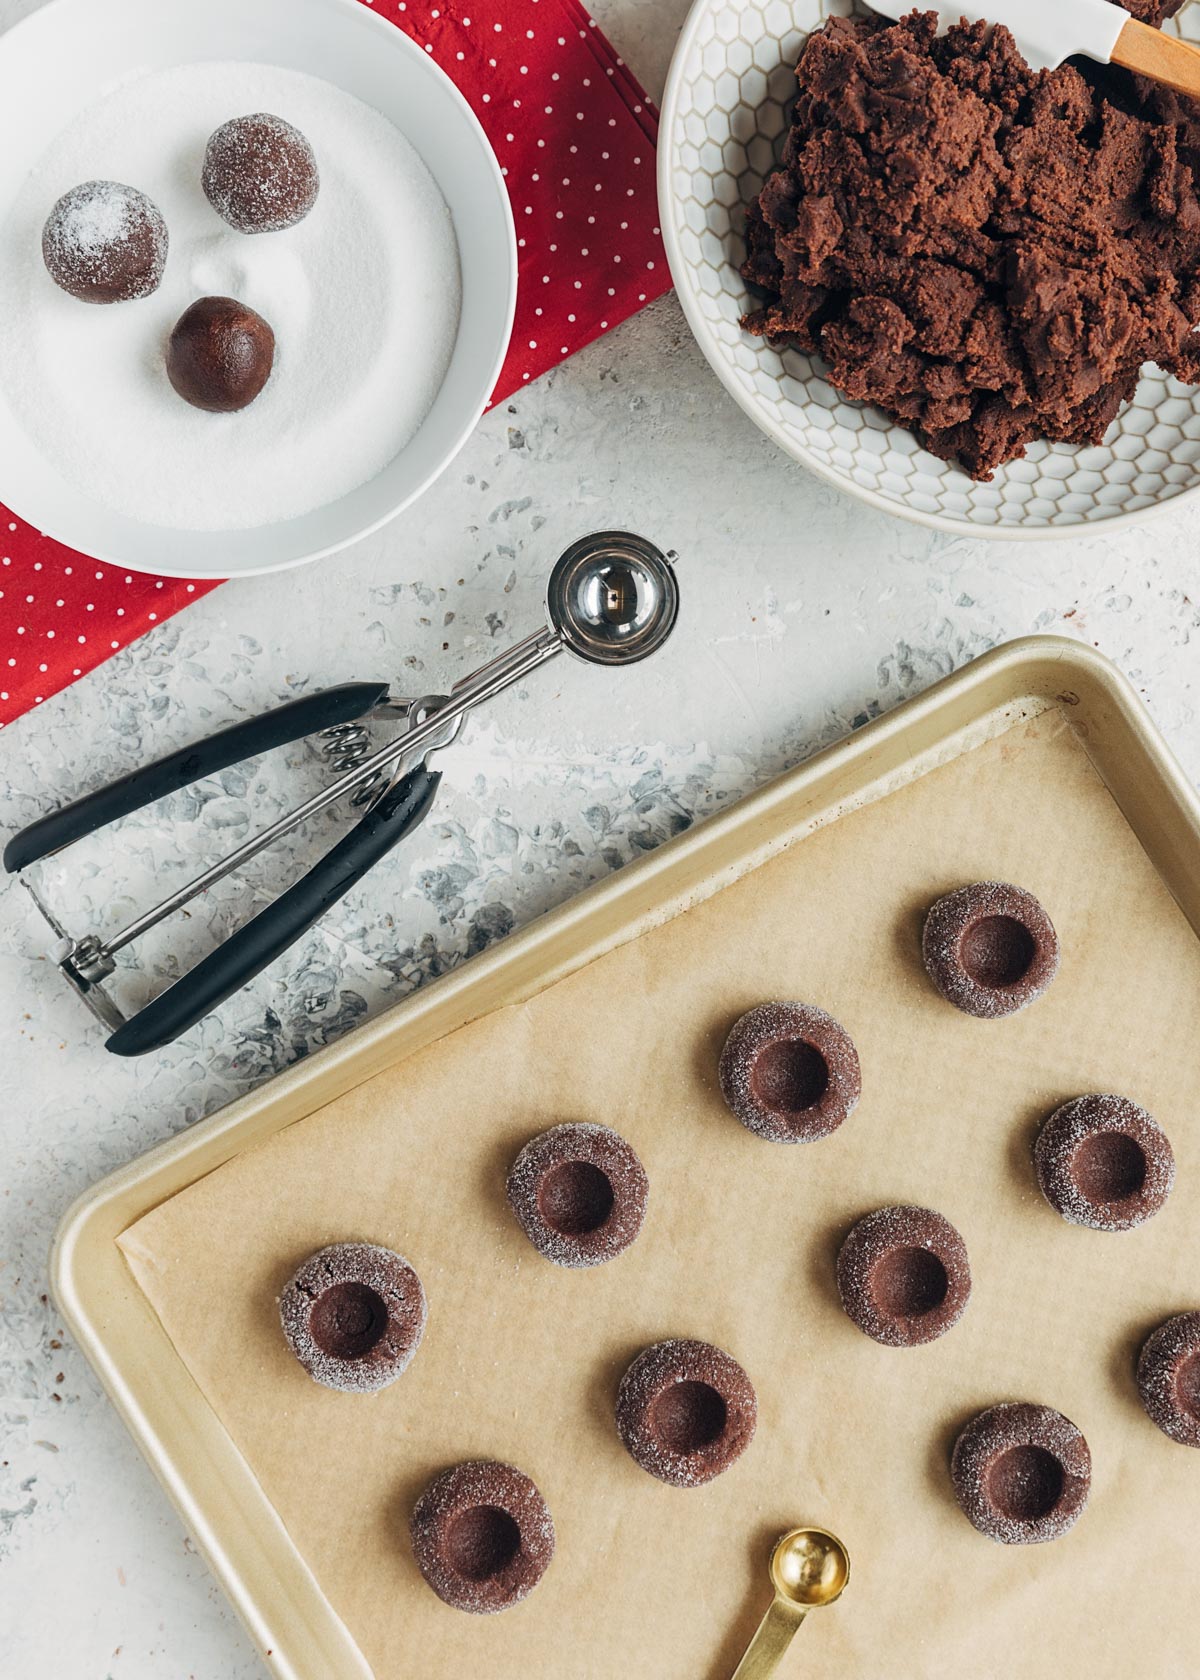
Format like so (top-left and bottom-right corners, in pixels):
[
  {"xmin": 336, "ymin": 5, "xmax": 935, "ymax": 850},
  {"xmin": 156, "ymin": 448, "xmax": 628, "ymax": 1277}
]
[
  {"xmin": 42, "ymin": 180, "xmax": 167, "ymax": 303},
  {"xmin": 166, "ymin": 296, "xmax": 275, "ymax": 412},
  {"xmin": 203, "ymin": 113, "xmax": 320, "ymax": 233}
]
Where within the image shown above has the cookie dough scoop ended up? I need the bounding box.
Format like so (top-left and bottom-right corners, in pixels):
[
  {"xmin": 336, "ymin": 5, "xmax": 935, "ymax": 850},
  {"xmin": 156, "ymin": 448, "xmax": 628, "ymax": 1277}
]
[
  {"xmin": 867, "ymin": 0, "xmax": 1200, "ymax": 96},
  {"xmin": 7, "ymin": 532, "xmax": 679, "ymax": 1055},
  {"xmin": 729, "ymin": 1527, "xmax": 850, "ymax": 1680}
]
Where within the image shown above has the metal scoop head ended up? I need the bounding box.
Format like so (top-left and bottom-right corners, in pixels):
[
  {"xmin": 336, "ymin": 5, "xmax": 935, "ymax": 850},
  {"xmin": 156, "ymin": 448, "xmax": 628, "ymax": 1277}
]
[
  {"xmin": 769, "ymin": 1526, "xmax": 850, "ymax": 1609},
  {"xmin": 546, "ymin": 531, "xmax": 678, "ymax": 666},
  {"xmin": 729, "ymin": 1525, "xmax": 850, "ymax": 1679}
]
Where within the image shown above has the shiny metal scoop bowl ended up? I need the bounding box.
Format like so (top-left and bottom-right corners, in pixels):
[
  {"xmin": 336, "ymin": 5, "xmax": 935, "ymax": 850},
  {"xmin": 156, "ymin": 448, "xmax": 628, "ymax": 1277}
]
[
  {"xmin": 548, "ymin": 531, "xmax": 679, "ymax": 665},
  {"xmin": 730, "ymin": 1527, "xmax": 850, "ymax": 1680}
]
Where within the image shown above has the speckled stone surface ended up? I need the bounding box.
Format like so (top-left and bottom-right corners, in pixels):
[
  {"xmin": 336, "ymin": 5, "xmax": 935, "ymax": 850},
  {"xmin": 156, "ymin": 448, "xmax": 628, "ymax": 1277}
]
[{"xmin": 2, "ymin": 1, "xmax": 1200, "ymax": 1672}]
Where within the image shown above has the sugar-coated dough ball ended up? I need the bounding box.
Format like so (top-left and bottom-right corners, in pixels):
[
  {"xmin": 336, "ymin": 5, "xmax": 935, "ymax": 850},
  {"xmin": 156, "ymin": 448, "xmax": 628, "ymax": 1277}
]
[
  {"xmin": 42, "ymin": 180, "xmax": 168, "ymax": 303},
  {"xmin": 202, "ymin": 113, "xmax": 320, "ymax": 233}
]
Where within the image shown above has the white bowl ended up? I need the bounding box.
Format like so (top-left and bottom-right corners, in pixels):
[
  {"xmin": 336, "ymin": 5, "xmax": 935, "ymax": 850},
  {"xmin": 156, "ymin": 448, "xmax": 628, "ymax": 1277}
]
[
  {"xmin": 659, "ymin": 0, "xmax": 1200, "ymax": 538},
  {"xmin": 0, "ymin": 0, "xmax": 516, "ymax": 577}
]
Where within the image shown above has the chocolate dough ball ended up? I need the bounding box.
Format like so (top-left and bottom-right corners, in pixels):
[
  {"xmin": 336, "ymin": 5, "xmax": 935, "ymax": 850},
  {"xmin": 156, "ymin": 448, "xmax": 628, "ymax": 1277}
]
[
  {"xmin": 1034, "ymin": 1093, "xmax": 1175, "ymax": 1232},
  {"xmin": 1137, "ymin": 1313, "xmax": 1200, "ymax": 1447},
  {"xmin": 42, "ymin": 180, "xmax": 167, "ymax": 303},
  {"xmin": 837, "ymin": 1204, "xmax": 971, "ymax": 1347},
  {"xmin": 951, "ymin": 1402, "xmax": 1091, "ymax": 1544},
  {"xmin": 922, "ymin": 881, "xmax": 1059, "ymax": 1018},
  {"xmin": 615, "ymin": 1338, "xmax": 757, "ymax": 1487},
  {"xmin": 506, "ymin": 1121, "xmax": 648, "ymax": 1267},
  {"xmin": 410, "ymin": 1460, "xmax": 555, "ymax": 1613},
  {"xmin": 279, "ymin": 1241, "xmax": 426, "ymax": 1393},
  {"xmin": 719, "ymin": 1000, "xmax": 861, "ymax": 1143},
  {"xmin": 167, "ymin": 296, "xmax": 275, "ymax": 412},
  {"xmin": 203, "ymin": 113, "xmax": 319, "ymax": 234}
]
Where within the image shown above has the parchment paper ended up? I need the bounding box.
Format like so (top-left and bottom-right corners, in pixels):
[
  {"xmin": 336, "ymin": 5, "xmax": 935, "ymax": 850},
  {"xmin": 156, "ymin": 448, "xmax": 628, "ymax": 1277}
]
[{"xmin": 120, "ymin": 712, "xmax": 1200, "ymax": 1680}]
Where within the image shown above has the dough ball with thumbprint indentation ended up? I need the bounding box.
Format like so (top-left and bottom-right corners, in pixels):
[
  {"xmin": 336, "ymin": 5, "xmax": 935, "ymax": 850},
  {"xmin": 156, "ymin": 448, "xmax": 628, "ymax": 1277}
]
[
  {"xmin": 278, "ymin": 1241, "xmax": 426, "ymax": 1393},
  {"xmin": 718, "ymin": 1001, "xmax": 861, "ymax": 1144},
  {"xmin": 615, "ymin": 1338, "xmax": 757, "ymax": 1487},
  {"xmin": 951, "ymin": 1402, "xmax": 1091, "ymax": 1544},
  {"xmin": 506, "ymin": 1121, "xmax": 648, "ymax": 1267},
  {"xmin": 837, "ymin": 1205, "xmax": 971, "ymax": 1346},
  {"xmin": 410, "ymin": 1460, "xmax": 555, "ymax": 1613},
  {"xmin": 1137, "ymin": 1313, "xmax": 1200, "ymax": 1447},
  {"xmin": 1035, "ymin": 1093, "xmax": 1174, "ymax": 1232},
  {"xmin": 922, "ymin": 881, "xmax": 1059, "ymax": 1018}
]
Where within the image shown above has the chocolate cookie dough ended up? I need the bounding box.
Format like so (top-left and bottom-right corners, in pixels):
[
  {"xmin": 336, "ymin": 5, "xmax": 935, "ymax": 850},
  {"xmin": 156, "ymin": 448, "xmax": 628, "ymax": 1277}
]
[
  {"xmin": 837, "ymin": 1205, "xmax": 970, "ymax": 1347},
  {"xmin": 922, "ymin": 881, "xmax": 1058, "ymax": 1018},
  {"xmin": 951, "ymin": 1402, "xmax": 1091, "ymax": 1544},
  {"xmin": 741, "ymin": 7, "xmax": 1200, "ymax": 479},
  {"xmin": 42, "ymin": 180, "xmax": 167, "ymax": 303},
  {"xmin": 506, "ymin": 1121, "xmax": 648, "ymax": 1267},
  {"xmin": 167, "ymin": 296, "xmax": 275, "ymax": 413},
  {"xmin": 1137, "ymin": 1312, "xmax": 1200, "ymax": 1447},
  {"xmin": 410, "ymin": 1460, "xmax": 555, "ymax": 1613},
  {"xmin": 615, "ymin": 1338, "xmax": 757, "ymax": 1487},
  {"xmin": 279, "ymin": 1241, "xmax": 426, "ymax": 1393},
  {"xmin": 203, "ymin": 113, "xmax": 320, "ymax": 233},
  {"xmin": 1035, "ymin": 1093, "xmax": 1175, "ymax": 1231},
  {"xmin": 719, "ymin": 1001, "xmax": 861, "ymax": 1143}
]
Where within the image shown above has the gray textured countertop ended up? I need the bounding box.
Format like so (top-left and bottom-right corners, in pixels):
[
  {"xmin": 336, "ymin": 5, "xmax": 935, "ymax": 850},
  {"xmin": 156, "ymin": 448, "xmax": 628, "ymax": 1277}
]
[{"xmin": 2, "ymin": 0, "xmax": 1199, "ymax": 1673}]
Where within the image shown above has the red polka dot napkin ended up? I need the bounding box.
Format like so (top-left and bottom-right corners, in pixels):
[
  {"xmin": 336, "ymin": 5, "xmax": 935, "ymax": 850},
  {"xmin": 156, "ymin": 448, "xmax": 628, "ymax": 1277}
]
[{"xmin": 0, "ymin": 0, "xmax": 669, "ymax": 728}]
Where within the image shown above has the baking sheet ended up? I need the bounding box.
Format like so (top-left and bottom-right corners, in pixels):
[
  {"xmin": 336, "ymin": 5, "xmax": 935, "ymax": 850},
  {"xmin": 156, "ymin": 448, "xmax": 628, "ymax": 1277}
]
[{"xmin": 119, "ymin": 710, "xmax": 1200, "ymax": 1680}]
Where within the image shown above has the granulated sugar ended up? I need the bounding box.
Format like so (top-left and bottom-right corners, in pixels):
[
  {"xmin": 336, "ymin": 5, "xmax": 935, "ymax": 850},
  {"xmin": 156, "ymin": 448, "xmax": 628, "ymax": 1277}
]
[{"xmin": 0, "ymin": 61, "xmax": 461, "ymax": 530}]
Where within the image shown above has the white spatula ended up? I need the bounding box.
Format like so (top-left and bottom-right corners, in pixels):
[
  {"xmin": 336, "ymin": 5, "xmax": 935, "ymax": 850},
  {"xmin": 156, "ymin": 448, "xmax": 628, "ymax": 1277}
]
[{"xmin": 866, "ymin": 0, "xmax": 1200, "ymax": 95}]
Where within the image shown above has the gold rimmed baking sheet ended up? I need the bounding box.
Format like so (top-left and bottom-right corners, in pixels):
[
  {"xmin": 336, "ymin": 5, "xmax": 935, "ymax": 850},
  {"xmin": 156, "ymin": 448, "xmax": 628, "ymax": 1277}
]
[{"xmin": 111, "ymin": 667, "xmax": 1200, "ymax": 1680}]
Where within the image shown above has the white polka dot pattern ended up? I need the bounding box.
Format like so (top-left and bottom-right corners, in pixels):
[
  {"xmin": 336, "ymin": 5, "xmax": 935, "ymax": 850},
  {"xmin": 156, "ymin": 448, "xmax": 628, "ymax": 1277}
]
[
  {"xmin": 660, "ymin": 0, "xmax": 1200, "ymax": 537},
  {"xmin": 0, "ymin": 0, "xmax": 669, "ymax": 728},
  {"xmin": 0, "ymin": 518, "xmax": 220, "ymax": 722}
]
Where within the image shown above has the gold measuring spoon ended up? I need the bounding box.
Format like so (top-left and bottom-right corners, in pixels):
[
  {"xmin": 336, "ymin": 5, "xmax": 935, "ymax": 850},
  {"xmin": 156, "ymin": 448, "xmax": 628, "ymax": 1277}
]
[{"xmin": 730, "ymin": 1526, "xmax": 850, "ymax": 1680}]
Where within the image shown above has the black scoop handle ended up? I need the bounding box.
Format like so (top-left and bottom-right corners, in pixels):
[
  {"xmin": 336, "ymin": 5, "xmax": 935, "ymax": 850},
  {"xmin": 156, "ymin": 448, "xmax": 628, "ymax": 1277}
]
[
  {"xmin": 105, "ymin": 763, "xmax": 441, "ymax": 1057},
  {"xmin": 3, "ymin": 682, "xmax": 390, "ymax": 873}
]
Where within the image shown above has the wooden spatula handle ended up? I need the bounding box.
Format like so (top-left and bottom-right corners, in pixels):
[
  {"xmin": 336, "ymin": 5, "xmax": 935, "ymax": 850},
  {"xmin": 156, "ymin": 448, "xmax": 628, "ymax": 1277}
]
[{"xmin": 1113, "ymin": 17, "xmax": 1200, "ymax": 96}]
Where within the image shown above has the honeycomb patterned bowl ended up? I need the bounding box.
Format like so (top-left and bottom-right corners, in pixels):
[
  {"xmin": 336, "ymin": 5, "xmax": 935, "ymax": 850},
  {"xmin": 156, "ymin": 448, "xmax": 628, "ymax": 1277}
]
[{"xmin": 658, "ymin": 0, "xmax": 1200, "ymax": 538}]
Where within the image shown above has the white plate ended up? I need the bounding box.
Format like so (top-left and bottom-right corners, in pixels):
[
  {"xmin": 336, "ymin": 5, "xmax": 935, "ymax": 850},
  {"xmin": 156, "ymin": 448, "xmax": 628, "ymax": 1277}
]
[
  {"xmin": 0, "ymin": 0, "xmax": 516, "ymax": 577},
  {"xmin": 658, "ymin": 0, "xmax": 1200, "ymax": 538}
]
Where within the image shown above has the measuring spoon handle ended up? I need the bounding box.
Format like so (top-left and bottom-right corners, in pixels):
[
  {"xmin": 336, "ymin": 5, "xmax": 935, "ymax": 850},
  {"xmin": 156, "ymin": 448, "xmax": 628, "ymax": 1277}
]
[{"xmin": 730, "ymin": 1597, "xmax": 808, "ymax": 1680}]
